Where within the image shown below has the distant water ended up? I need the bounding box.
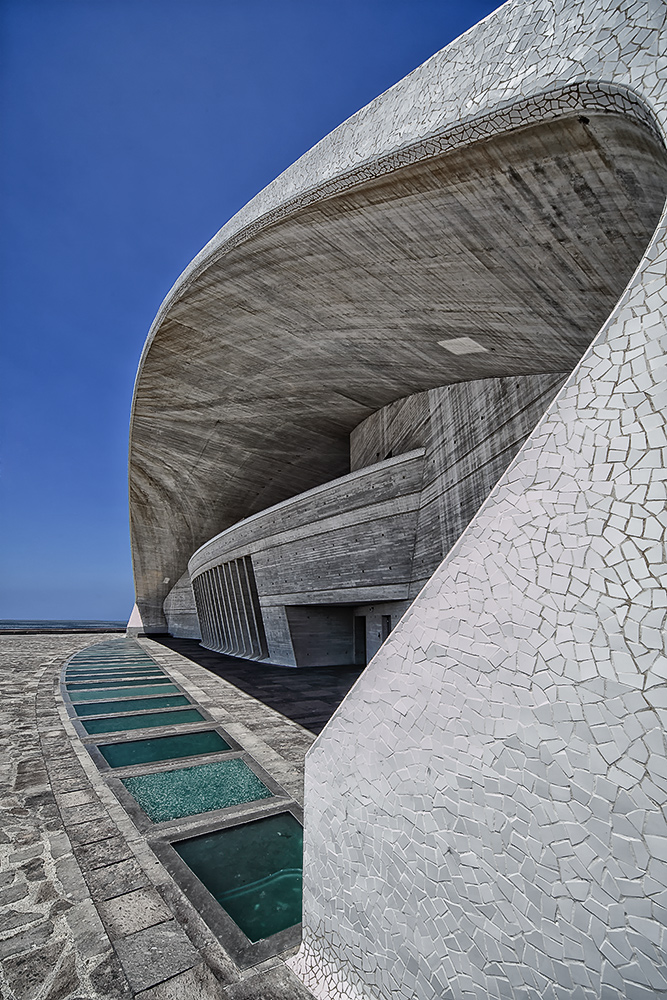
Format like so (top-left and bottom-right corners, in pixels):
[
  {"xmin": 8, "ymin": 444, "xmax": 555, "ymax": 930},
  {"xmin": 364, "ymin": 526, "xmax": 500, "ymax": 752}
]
[{"xmin": 0, "ymin": 620, "xmax": 127, "ymax": 631}]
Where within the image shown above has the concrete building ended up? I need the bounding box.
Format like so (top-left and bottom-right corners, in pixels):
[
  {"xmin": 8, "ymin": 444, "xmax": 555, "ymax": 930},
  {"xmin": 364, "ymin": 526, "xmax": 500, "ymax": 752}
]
[{"xmin": 130, "ymin": 0, "xmax": 667, "ymax": 997}]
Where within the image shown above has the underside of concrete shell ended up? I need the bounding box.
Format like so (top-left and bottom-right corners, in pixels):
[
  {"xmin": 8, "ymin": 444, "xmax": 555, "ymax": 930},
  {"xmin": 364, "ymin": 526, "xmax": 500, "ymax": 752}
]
[{"xmin": 130, "ymin": 0, "xmax": 667, "ymax": 996}]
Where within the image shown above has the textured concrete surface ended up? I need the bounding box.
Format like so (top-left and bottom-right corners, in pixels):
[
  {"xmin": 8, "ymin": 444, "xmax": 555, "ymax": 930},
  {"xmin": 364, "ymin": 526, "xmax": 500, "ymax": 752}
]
[
  {"xmin": 0, "ymin": 633, "xmax": 317, "ymax": 1000},
  {"xmin": 130, "ymin": 111, "xmax": 667, "ymax": 630},
  {"xmin": 187, "ymin": 375, "xmax": 569, "ymax": 668}
]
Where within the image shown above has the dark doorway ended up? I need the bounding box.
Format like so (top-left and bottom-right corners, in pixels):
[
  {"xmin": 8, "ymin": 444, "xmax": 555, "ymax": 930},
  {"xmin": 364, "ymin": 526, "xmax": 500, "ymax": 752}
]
[
  {"xmin": 381, "ymin": 615, "xmax": 392, "ymax": 642},
  {"xmin": 354, "ymin": 616, "xmax": 367, "ymax": 666}
]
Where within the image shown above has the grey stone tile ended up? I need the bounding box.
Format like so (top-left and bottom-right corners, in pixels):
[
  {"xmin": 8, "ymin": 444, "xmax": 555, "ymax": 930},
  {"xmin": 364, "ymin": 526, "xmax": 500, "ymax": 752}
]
[
  {"xmin": 1, "ymin": 910, "xmax": 45, "ymax": 931},
  {"xmin": 134, "ymin": 961, "xmax": 222, "ymax": 1000},
  {"xmin": 224, "ymin": 965, "xmax": 316, "ymax": 1000},
  {"xmin": 84, "ymin": 858, "xmax": 150, "ymax": 902},
  {"xmin": 113, "ymin": 921, "xmax": 199, "ymax": 992},
  {"xmin": 88, "ymin": 948, "xmax": 134, "ymax": 999},
  {"xmin": 59, "ymin": 800, "xmax": 109, "ymax": 826},
  {"xmin": 75, "ymin": 835, "xmax": 134, "ymax": 872},
  {"xmin": 41, "ymin": 949, "xmax": 79, "ymax": 1000},
  {"xmin": 97, "ymin": 887, "xmax": 172, "ymax": 938},
  {"xmin": 67, "ymin": 816, "xmax": 119, "ymax": 846},
  {"xmin": 54, "ymin": 854, "xmax": 90, "ymax": 903},
  {"xmin": 58, "ymin": 789, "xmax": 97, "ymax": 808},
  {"xmin": 1, "ymin": 935, "xmax": 66, "ymax": 1000},
  {"xmin": 65, "ymin": 898, "xmax": 114, "ymax": 960},
  {"xmin": 0, "ymin": 920, "xmax": 54, "ymax": 960}
]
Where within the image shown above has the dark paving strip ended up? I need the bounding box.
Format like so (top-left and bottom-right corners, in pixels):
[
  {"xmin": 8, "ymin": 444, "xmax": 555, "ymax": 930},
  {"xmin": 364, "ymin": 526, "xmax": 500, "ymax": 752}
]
[{"xmin": 152, "ymin": 637, "xmax": 364, "ymax": 735}]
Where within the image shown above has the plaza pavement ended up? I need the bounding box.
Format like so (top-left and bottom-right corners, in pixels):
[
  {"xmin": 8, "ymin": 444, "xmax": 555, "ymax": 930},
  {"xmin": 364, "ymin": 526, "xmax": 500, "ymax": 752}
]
[{"xmin": 0, "ymin": 632, "xmax": 320, "ymax": 1000}]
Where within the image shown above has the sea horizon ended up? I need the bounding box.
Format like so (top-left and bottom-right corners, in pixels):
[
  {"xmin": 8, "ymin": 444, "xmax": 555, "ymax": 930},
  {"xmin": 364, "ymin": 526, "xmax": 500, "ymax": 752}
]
[{"xmin": 0, "ymin": 619, "xmax": 128, "ymax": 631}]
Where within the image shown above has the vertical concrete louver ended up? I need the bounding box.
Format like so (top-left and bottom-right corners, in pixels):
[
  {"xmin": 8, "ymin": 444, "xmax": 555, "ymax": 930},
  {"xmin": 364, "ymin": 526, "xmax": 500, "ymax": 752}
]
[{"xmin": 192, "ymin": 557, "xmax": 268, "ymax": 661}]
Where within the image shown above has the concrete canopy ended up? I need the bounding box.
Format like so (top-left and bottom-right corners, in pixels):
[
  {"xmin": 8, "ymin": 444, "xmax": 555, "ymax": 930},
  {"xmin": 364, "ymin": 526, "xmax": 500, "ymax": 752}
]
[{"xmin": 130, "ymin": 106, "xmax": 667, "ymax": 630}]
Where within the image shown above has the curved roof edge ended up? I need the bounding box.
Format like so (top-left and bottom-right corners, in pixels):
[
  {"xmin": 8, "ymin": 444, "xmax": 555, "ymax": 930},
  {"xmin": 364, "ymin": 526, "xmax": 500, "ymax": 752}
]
[
  {"xmin": 131, "ymin": 0, "xmax": 666, "ymax": 395},
  {"xmin": 129, "ymin": 0, "xmax": 667, "ymax": 629}
]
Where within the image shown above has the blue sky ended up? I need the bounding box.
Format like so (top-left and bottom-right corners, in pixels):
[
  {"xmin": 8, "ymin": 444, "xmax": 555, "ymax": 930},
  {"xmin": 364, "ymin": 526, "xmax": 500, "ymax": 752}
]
[{"xmin": 1, "ymin": 0, "xmax": 502, "ymax": 621}]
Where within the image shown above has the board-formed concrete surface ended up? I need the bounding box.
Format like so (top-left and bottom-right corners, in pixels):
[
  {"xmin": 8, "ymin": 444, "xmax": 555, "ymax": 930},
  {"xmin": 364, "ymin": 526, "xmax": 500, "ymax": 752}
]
[
  {"xmin": 130, "ymin": 111, "xmax": 667, "ymax": 631},
  {"xmin": 0, "ymin": 633, "xmax": 318, "ymax": 1000},
  {"xmin": 185, "ymin": 374, "xmax": 571, "ymax": 666}
]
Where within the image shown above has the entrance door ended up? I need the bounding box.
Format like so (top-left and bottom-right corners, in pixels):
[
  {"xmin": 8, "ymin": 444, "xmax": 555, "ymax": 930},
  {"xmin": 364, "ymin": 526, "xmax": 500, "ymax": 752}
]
[
  {"xmin": 354, "ymin": 616, "xmax": 367, "ymax": 666},
  {"xmin": 381, "ymin": 615, "xmax": 392, "ymax": 642}
]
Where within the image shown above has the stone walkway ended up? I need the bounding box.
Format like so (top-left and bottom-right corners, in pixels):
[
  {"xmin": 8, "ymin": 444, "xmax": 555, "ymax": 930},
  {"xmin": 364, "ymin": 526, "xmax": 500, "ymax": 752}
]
[{"xmin": 0, "ymin": 633, "xmax": 318, "ymax": 1000}]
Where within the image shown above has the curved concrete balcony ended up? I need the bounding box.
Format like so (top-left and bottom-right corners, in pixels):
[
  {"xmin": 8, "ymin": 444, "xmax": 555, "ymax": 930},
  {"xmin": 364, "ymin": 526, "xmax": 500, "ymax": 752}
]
[{"xmin": 188, "ymin": 449, "xmax": 425, "ymax": 665}]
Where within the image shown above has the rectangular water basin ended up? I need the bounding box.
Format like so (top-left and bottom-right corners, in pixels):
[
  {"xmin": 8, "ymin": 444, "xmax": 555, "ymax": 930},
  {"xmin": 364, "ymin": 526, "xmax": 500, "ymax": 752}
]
[
  {"xmin": 71, "ymin": 658, "xmax": 156, "ymax": 665},
  {"xmin": 174, "ymin": 813, "xmax": 302, "ymax": 942},
  {"xmin": 69, "ymin": 669, "xmax": 160, "ymax": 675},
  {"xmin": 82, "ymin": 708, "xmax": 205, "ymax": 734},
  {"xmin": 67, "ymin": 677, "xmax": 172, "ymax": 690},
  {"xmin": 65, "ymin": 670, "xmax": 167, "ymax": 681},
  {"xmin": 70, "ymin": 659, "xmax": 157, "ymax": 667},
  {"xmin": 98, "ymin": 730, "xmax": 231, "ymax": 768},
  {"xmin": 122, "ymin": 758, "xmax": 271, "ymax": 822},
  {"xmin": 69, "ymin": 684, "xmax": 181, "ymax": 702},
  {"xmin": 67, "ymin": 664, "xmax": 160, "ymax": 672},
  {"xmin": 74, "ymin": 695, "xmax": 190, "ymax": 717}
]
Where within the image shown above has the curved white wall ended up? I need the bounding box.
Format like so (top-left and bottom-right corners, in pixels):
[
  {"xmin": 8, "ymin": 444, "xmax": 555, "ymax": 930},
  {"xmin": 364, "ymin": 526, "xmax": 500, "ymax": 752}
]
[{"xmin": 290, "ymin": 2, "xmax": 667, "ymax": 999}]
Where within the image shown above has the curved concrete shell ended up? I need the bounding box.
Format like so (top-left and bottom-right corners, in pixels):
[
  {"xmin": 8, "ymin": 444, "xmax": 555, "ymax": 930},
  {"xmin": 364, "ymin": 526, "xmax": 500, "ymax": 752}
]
[
  {"xmin": 130, "ymin": 103, "xmax": 667, "ymax": 633},
  {"xmin": 131, "ymin": 0, "xmax": 667, "ymax": 996}
]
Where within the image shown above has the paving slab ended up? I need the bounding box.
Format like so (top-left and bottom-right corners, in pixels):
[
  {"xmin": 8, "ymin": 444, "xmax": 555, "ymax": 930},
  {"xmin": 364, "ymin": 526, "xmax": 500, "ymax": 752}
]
[
  {"xmin": 96, "ymin": 887, "xmax": 172, "ymax": 938},
  {"xmin": 113, "ymin": 920, "xmax": 199, "ymax": 992}
]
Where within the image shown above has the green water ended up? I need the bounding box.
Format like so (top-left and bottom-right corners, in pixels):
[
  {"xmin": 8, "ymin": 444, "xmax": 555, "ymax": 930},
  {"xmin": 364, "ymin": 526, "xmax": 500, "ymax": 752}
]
[
  {"xmin": 67, "ymin": 665, "xmax": 160, "ymax": 673},
  {"xmin": 98, "ymin": 730, "xmax": 230, "ymax": 768},
  {"xmin": 66, "ymin": 666, "xmax": 164, "ymax": 677},
  {"xmin": 69, "ymin": 684, "xmax": 180, "ymax": 702},
  {"xmin": 71, "ymin": 656, "xmax": 156, "ymax": 664},
  {"xmin": 122, "ymin": 758, "xmax": 271, "ymax": 822},
  {"xmin": 74, "ymin": 695, "xmax": 189, "ymax": 717},
  {"xmin": 67, "ymin": 677, "xmax": 172, "ymax": 690},
  {"xmin": 174, "ymin": 813, "xmax": 303, "ymax": 941},
  {"xmin": 66, "ymin": 673, "xmax": 165, "ymax": 683},
  {"xmin": 82, "ymin": 708, "xmax": 204, "ymax": 734},
  {"xmin": 70, "ymin": 657, "xmax": 157, "ymax": 665}
]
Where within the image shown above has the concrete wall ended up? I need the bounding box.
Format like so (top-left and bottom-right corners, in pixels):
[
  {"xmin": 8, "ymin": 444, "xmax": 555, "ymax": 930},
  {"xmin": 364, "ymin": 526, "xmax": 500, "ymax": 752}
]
[
  {"xmin": 187, "ymin": 377, "xmax": 567, "ymax": 666},
  {"xmin": 352, "ymin": 374, "xmax": 569, "ymax": 595},
  {"xmin": 189, "ymin": 451, "xmax": 425, "ymax": 665},
  {"xmin": 162, "ymin": 571, "xmax": 200, "ymax": 639},
  {"xmin": 286, "ymin": 606, "xmax": 357, "ymax": 668}
]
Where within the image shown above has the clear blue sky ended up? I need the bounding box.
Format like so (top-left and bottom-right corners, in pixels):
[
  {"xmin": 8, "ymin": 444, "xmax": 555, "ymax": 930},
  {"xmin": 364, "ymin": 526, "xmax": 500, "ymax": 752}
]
[{"xmin": 1, "ymin": 0, "xmax": 502, "ymax": 621}]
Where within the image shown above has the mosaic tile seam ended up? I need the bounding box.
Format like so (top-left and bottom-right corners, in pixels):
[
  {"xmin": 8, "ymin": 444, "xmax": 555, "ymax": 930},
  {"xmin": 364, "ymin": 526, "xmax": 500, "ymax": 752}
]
[{"xmin": 282, "ymin": 2, "xmax": 667, "ymax": 999}]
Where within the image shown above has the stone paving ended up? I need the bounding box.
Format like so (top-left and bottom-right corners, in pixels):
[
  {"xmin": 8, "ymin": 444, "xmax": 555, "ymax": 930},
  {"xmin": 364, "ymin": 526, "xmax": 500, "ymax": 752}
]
[{"xmin": 0, "ymin": 633, "xmax": 318, "ymax": 1000}]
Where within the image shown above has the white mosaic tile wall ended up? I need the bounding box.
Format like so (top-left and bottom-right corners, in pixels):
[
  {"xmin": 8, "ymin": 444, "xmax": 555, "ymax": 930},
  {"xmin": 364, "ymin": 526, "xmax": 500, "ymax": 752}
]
[{"xmin": 283, "ymin": 1, "xmax": 667, "ymax": 998}]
